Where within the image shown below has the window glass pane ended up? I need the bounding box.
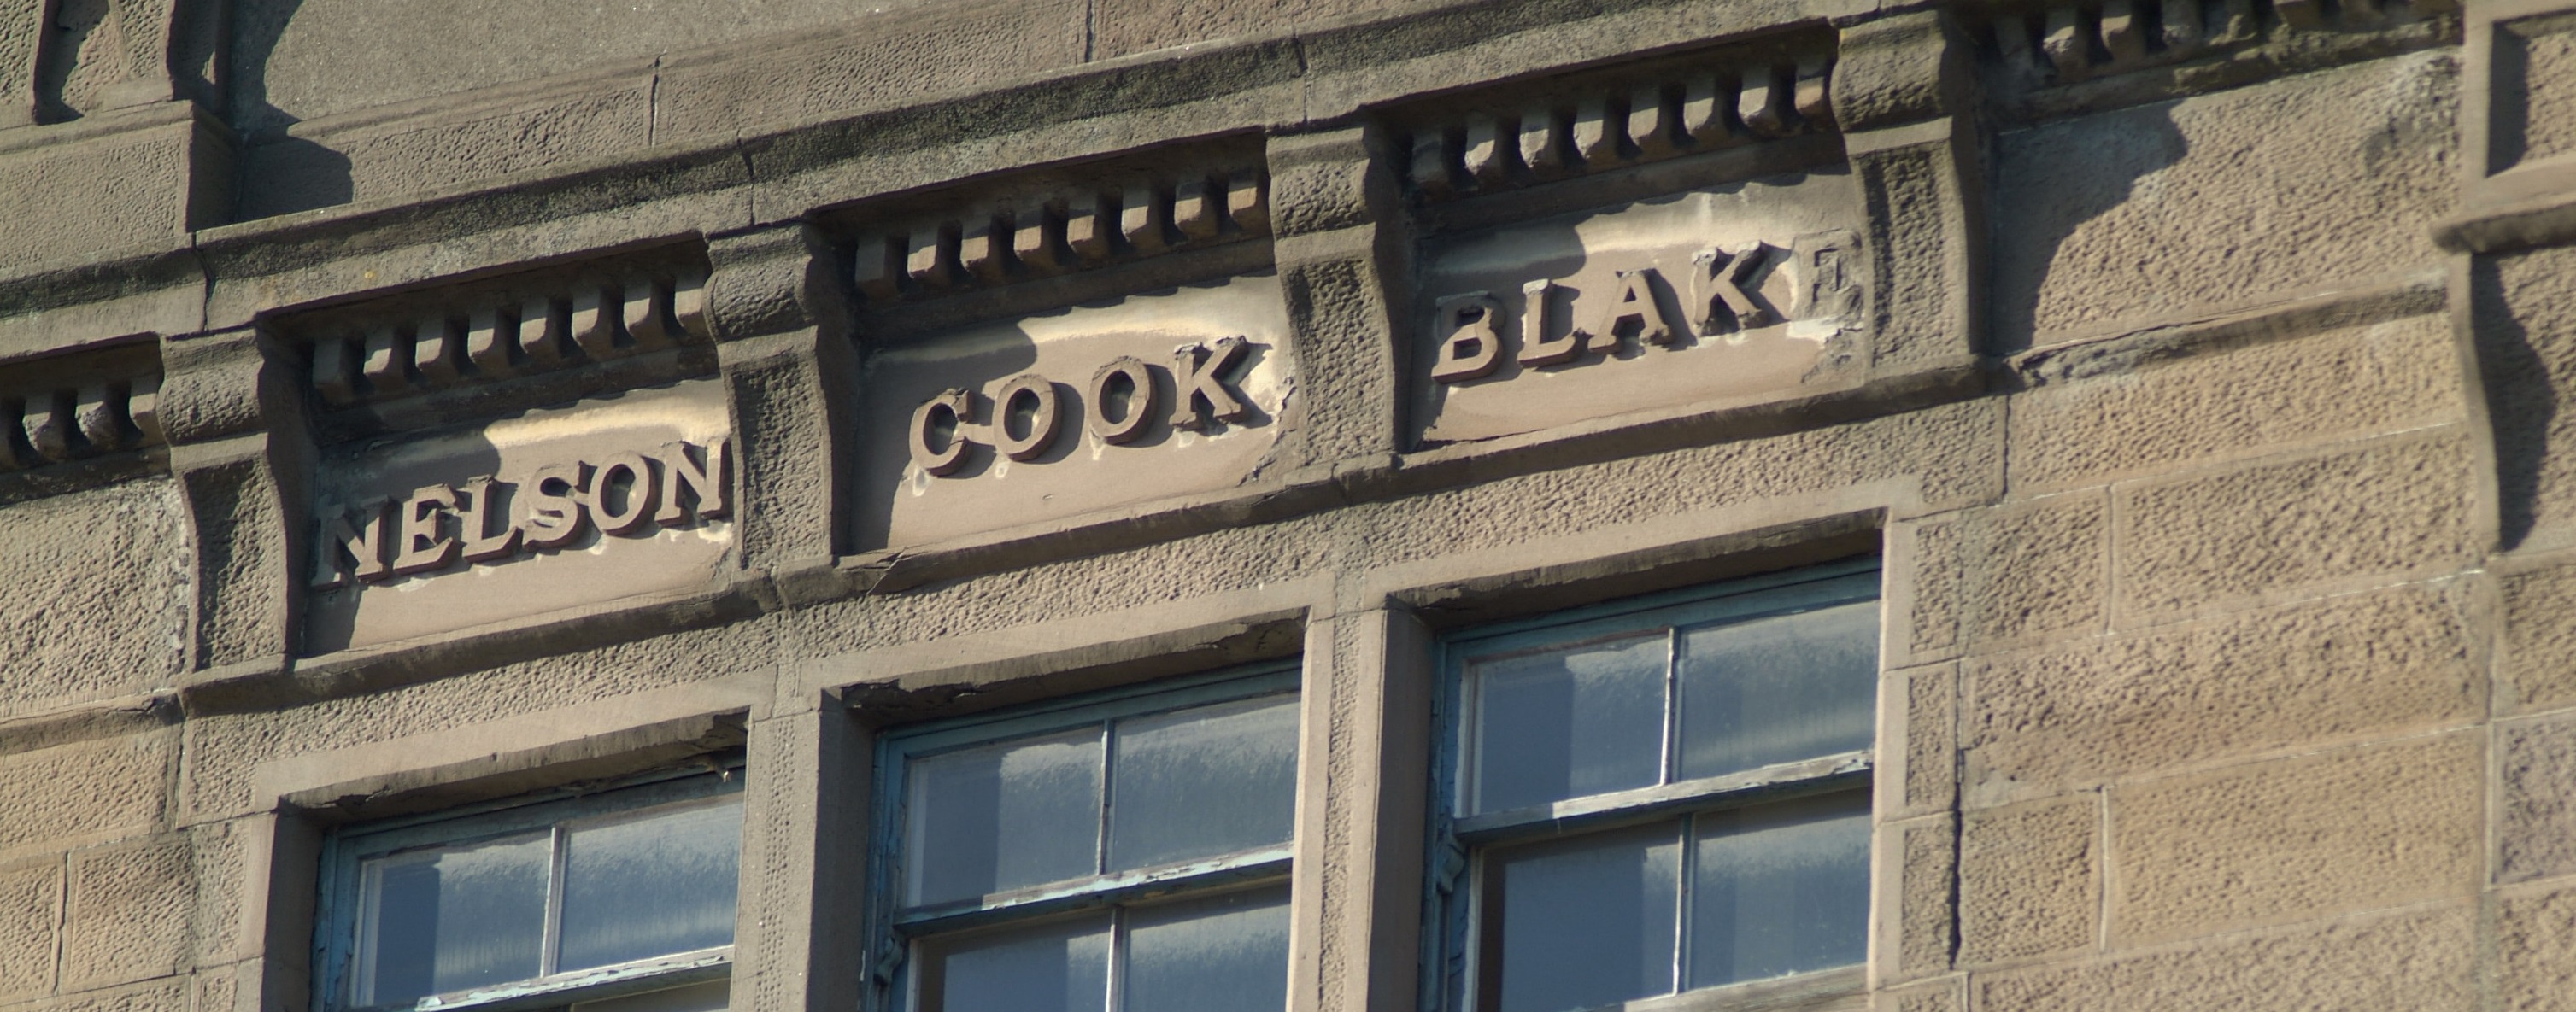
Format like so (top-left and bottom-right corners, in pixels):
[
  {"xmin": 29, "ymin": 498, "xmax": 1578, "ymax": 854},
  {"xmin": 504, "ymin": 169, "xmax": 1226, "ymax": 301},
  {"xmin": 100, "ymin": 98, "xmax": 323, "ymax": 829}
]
[
  {"xmin": 1108, "ymin": 696, "xmax": 1299, "ymax": 872},
  {"xmin": 1687, "ymin": 793, "xmax": 1871, "ymax": 988},
  {"xmin": 1488, "ymin": 822, "xmax": 1681, "ymax": 1012},
  {"xmin": 558, "ymin": 795, "xmax": 745, "ymax": 972},
  {"xmin": 1121, "ymin": 886, "xmax": 1292, "ymax": 1012},
  {"xmin": 907, "ymin": 728, "xmax": 1106, "ymax": 907},
  {"xmin": 1675, "ymin": 601, "xmax": 1878, "ymax": 781},
  {"xmin": 918, "ymin": 913, "xmax": 1112, "ymax": 1012},
  {"xmin": 357, "ymin": 832, "xmax": 550, "ymax": 1007},
  {"xmin": 1469, "ymin": 633, "xmax": 1667, "ymax": 814}
]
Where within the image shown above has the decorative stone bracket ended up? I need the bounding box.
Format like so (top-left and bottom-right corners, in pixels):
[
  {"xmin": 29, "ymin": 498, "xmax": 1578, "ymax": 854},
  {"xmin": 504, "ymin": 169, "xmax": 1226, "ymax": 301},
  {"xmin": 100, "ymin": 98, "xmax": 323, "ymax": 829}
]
[
  {"xmin": 849, "ymin": 166, "xmax": 1270, "ymax": 306},
  {"xmin": 1397, "ymin": 46, "xmax": 1838, "ymax": 201},
  {"xmin": 305, "ymin": 271, "xmax": 713, "ymax": 411},
  {"xmin": 0, "ymin": 372, "xmax": 163, "ymax": 472},
  {"xmin": 1975, "ymin": 0, "xmax": 2459, "ymax": 85}
]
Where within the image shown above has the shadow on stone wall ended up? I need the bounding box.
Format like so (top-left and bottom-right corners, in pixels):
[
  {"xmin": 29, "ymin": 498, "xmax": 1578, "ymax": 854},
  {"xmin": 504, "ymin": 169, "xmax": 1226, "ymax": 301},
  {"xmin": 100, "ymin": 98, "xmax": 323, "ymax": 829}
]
[
  {"xmin": 1989, "ymin": 104, "xmax": 2189, "ymax": 354},
  {"xmin": 2473, "ymin": 256, "xmax": 2558, "ymax": 552}
]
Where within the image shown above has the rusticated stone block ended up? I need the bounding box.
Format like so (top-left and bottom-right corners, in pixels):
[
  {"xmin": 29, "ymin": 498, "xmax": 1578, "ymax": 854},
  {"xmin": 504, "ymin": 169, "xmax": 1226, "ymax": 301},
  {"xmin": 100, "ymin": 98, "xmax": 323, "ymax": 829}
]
[
  {"xmin": 2502, "ymin": 713, "xmax": 2576, "ymax": 884},
  {"xmin": 1965, "ymin": 583, "xmax": 2478, "ymax": 800},
  {"xmin": 2499, "ymin": 884, "xmax": 2576, "ymax": 1012},
  {"xmin": 1876, "ymin": 815, "xmax": 1956, "ymax": 980},
  {"xmin": 1877, "ymin": 979, "xmax": 1962, "ymax": 1012},
  {"xmin": 1975, "ymin": 905, "xmax": 2473, "ymax": 1011},
  {"xmin": 18, "ymin": 977, "xmax": 190, "ymax": 1012},
  {"xmin": 2010, "ymin": 313, "xmax": 2462, "ymax": 493},
  {"xmin": 1093, "ymin": 0, "xmax": 1395, "ymax": 60},
  {"xmin": 0, "ymin": 480, "xmax": 193, "ymax": 717},
  {"xmin": 2478, "ymin": 244, "xmax": 2576, "ymax": 553},
  {"xmin": 0, "ymin": 734, "xmax": 173, "ymax": 859},
  {"xmin": 0, "ymin": 857, "xmax": 59, "ymax": 1000},
  {"xmin": 2503, "ymin": 560, "xmax": 2576, "ymax": 711},
  {"xmin": 2112, "ymin": 430, "xmax": 2476, "ymax": 623},
  {"xmin": 2107, "ymin": 733, "xmax": 2479, "ymax": 945},
  {"xmin": 0, "ymin": 107, "xmax": 226, "ymax": 277},
  {"xmin": 1958, "ymin": 795, "xmax": 2097, "ymax": 965},
  {"xmin": 61, "ymin": 837, "xmax": 189, "ymax": 990},
  {"xmin": 1902, "ymin": 492, "xmax": 2107, "ymax": 654},
  {"xmin": 1995, "ymin": 51, "xmax": 2456, "ymax": 347},
  {"xmin": 1886, "ymin": 664, "xmax": 1957, "ymax": 817}
]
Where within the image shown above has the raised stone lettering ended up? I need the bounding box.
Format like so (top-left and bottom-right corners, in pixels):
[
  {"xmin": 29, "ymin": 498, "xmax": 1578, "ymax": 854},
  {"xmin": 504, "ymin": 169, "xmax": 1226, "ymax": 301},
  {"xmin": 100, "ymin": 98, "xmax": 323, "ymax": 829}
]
[
  {"xmin": 390, "ymin": 484, "xmax": 461, "ymax": 576},
  {"xmin": 459, "ymin": 477, "xmax": 521, "ymax": 562},
  {"xmin": 657, "ymin": 438, "xmax": 731, "ymax": 523},
  {"xmin": 1431, "ymin": 292, "xmax": 1505, "ymax": 382},
  {"xmin": 911, "ymin": 389, "xmax": 975, "ymax": 477},
  {"xmin": 312, "ymin": 500, "xmax": 392, "ymax": 589},
  {"xmin": 1693, "ymin": 243, "xmax": 1777, "ymax": 333},
  {"xmin": 1088, "ymin": 357, "xmax": 1158, "ymax": 445},
  {"xmin": 1171, "ymin": 336, "xmax": 1251, "ymax": 431},
  {"xmin": 993, "ymin": 374, "xmax": 1064, "ymax": 461},
  {"xmin": 1587, "ymin": 269, "xmax": 1674, "ymax": 352},
  {"xmin": 1518, "ymin": 279, "xmax": 1581, "ymax": 367},
  {"xmin": 523, "ymin": 462, "xmax": 590, "ymax": 549},
  {"xmin": 589, "ymin": 452, "xmax": 659, "ymax": 535}
]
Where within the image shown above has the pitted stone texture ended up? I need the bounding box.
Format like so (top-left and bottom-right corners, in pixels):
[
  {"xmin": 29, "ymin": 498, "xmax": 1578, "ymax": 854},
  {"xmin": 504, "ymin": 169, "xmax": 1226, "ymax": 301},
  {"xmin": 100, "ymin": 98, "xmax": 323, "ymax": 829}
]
[
  {"xmin": 0, "ymin": 734, "xmax": 173, "ymax": 860},
  {"xmin": 2010, "ymin": 313, "xmax": 2462, "ymax": 493},
  {"xmin": 1880, "ymin": 980, "xmax": 1961, "ymax": 1012},
  {"xmin": 1903, "ymin": 492, "xmax": 2106, "ymax": 653},
  {"xmin": 232, "ymin": 0, "xmax": 939, "ymax": 132},
  {"xmin": 1957, "ymin": 795, "xmax": 2096, "ymax": 965},
  {"xmin": 0, "ymin": 115, "xmax": 200, "ymax": 276},
  {"xmin": 2111, "ymin": 430, "xmax": 2476, "ymax": 624},
  {"xmin": 0, "ymin": 857, "xmax": 59, "ymax": 1001},
  {"xmin": 1093, "ymin": 0, "xmax": 1396, "ymax": 60},
  {"xmin": 2498, "ymin": 18, "xmax": 2576, "ymax": 171},
  {"xmin": 61, "ymin": 838, "xmax": 188, "ymax": 990},
  {"xmin": 16, "ymin": 978, "xmax": 191, "ymax": 1012},
  {"xmin": 1995, "ymin": 51, "xmax": 2456, "ymax": 347},
  {"xmin": 1964, "ymin": 583, "xmax": 2478, "ymax": 800},
  {"xmin": 2477, "ymin": 244, "xmax": 2576, "ymax": 553},
  {"xmin": 0, "ymin": 480, "xmax": 192, "ymax": 717},
  {"xmin": 2499, "ymin": 884, "xmax": 2576, "ymax": 1012},
  {"xmin": 186, "ymin": 822, "xmax": 249, "ymax": 966},
  {"xmin": 1892, "ymin": 816, "xmax": 1956, "ymax": 978},
  {"xmin": 2501, "ymin": 713, "xmax": 2576, "ymax": 884},
  {"xmin": 1975, "ymin": 905, "xmax": 2473, "ymax": 1011},
  {"xmin": 238, "ymin": 83, "xmax": 653, "ymax": 219},
  {"xmin": 2106, "ymin": 734, "xmax": 2478, "ymax": 945},
  {"xmin": 2503, "ymin": 561, "xmax": 2576, "ymax": 711},
  {"xmin": 181, "ymin": 620, "xmax": 781, "ymax": 821},
  {"xmin": 1895, "ymin": 664, "xmax": 1956, "ymax": 816},
  {"xmin": 654, "ymin": 0, "xmax": 1087, "ymax": 144}
]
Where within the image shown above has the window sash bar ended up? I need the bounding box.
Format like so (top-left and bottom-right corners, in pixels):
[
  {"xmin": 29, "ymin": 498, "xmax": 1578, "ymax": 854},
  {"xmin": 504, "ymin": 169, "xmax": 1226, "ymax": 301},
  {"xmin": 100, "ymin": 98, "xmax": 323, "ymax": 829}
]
[
  {"xmin": 1452, "ymin": 751, "xmax": 1869, "ymax": 843},
  {"xmin": 893, "ymin": 851, "xmax": 1293, "ymax": 934}
]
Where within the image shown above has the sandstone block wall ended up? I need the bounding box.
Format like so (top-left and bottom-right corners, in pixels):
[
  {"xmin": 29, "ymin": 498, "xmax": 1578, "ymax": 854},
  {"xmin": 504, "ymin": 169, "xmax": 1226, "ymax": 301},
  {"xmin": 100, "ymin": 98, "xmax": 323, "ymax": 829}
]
[{"xmin": 0, "ymin": 0, "xmax": 2570, "ymax": 1011}]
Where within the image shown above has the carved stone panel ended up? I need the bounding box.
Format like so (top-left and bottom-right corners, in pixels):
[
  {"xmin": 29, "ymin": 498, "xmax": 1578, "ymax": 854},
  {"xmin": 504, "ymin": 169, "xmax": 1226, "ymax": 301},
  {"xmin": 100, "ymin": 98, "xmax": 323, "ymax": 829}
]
[
  {"xmin": 1411, "ymin": 168, "xmax": 1868, "ymax": 446},
  {"xmin": 304, "ymin": 379, "xmax": 734, "ymax": 655},
  {"xmin": 850, "ymin": 272, "xmax": 1293, "ymax": 551}
]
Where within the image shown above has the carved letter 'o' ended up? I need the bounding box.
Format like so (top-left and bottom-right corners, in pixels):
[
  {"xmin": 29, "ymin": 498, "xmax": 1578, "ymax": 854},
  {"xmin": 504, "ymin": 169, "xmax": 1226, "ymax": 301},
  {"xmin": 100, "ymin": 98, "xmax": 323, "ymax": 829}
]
[
  {"xmin": 993, "ymin": 374, "xmax": 1063, "ymax": 462},
  {"xmin": 1087, "ymin": 357, "xmax": 1156, "ymax": 445},
  {"xmin": 590, "ymin": 451, "xmax": 660, "ymax": 535},
  {"xmin": 910, "ymin": 389, "xmax": 976, "ymax": 477}
]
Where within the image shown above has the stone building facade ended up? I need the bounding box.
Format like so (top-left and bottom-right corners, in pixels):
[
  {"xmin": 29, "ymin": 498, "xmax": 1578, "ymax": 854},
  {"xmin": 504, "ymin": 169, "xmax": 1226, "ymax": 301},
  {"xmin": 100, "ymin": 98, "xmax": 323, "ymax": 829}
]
[{"xmin": 0, "ymin": 0, "xmax": 2568, "ymax": 1009}]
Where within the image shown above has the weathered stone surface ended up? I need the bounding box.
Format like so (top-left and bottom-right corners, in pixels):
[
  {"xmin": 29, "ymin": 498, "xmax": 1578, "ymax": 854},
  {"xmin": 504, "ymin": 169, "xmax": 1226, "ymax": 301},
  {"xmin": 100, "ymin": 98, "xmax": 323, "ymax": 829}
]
[
  {"xmin": 0, "ymin": 857, "xmax": 58, "ymax": 1001},
  {"xmin": 2111, "ymin": 430, "xmax": 2476, "ymax": 623},
  {"xmin": 231, "ymin": 0, "xmax": 934, "ymax": 134},
  {"xmin": 654, "ymin": 0, "xmax": 1087, "ymax": 144},
  {"xmin": 1994, "ymin": 51, "xmax": 2456, "ymax": 346},
  {"xmin": 2503, "ymin": 559, "xmax": 2576, "ymax": 711},
  {"xmin": 2477, "ymin": 243, "xmax": 2576, "ymax": 553},
  {"xmin": 2010, "ymin": 313, "xmax": 2462, "ymax": 493},
  {"xmin": 0, "ymin": 734, "xmax": 173, "ymax": 859},
  {"xmin": 237, "ymin": 80, "xmax": 653, "ymax": 219},
  {"xmin": 2106, "ymin": 734, "xmax": 2479, "ymax": 945},
  {"xmin": 1881, "ymin": 980, "xmax": 1961, "ymax": 1012},
  {"xmin": 2502, "ymin": 712, "xmax": 2576, "ymax": 884},
  {"xmin": 1093, "ymin": 0, "xmax": 1396, "ymax": 60},
  {"xmin": 12, "ymin": 978, "xmax": 191, "ymax": 1012},
  {"xmin": 1894, "ymin": 664, "xmax": 1956, "ymax": 816},
  {"xmin": 0, "ymin": 108, "xmax": 215, "ymax": 277},
  {"xmin": 1902, "ymin": 491, "xmax": 2106, "ymax": 653},
  {"xmin": 1965, "ymin": 583, "xmax": 2479, "ymax": 799},
  {"xmin": 1957, "ymin": 794, "xmax": 2095, "ymax": 965},
  {"xmin": 1884, "ymin": 815, "xmax": 1956, "ymax": 980},
  {"xmin": 60, "ymin": 837, "xmax": 188, "ymax": 990},
  {"xmin": 2495, "ymin": 15, "xmax": 2576, "ymax": 173},
  {"xmin": 2499, "ymin": 883, "xmax": 2576, "ymax": 1012},
  {"xmin": 1975, "ymin": 905, "xmax": 2473, "ymax": 1011},
  {"xmin": 0, "ymin": 480, "xmax": 193, "ymax": 719}
]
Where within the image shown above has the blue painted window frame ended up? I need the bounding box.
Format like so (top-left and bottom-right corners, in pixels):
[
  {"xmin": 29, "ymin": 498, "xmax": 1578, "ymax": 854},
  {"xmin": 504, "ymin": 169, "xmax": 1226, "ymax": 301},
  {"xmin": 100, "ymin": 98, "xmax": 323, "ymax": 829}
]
[
  {"xmin": 862, "ymin": 660, "xmax": 1303, "ymax": 1012},
  {"xmin": 1419, "ymin": 558, "xmax": 1882, "ymax": 1012},
  {"xmin": 313, "ymin": 760, "xmax": 748, "ymax": 1012}
]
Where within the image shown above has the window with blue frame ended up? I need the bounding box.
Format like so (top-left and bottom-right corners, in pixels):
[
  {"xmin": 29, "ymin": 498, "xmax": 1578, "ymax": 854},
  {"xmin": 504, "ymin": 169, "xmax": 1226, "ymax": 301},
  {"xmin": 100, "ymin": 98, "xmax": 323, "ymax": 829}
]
[
  {"xmin": 316, "ymin": 763, "xmax": 745, "ymax": 1012},
  {"xmin": 1424, "ymin": 560, "xmax": 1881, "ymax": 1012},
  {"xmin": 866, "ymin": 663, "xmax": 1302, "ymax": 1012}
]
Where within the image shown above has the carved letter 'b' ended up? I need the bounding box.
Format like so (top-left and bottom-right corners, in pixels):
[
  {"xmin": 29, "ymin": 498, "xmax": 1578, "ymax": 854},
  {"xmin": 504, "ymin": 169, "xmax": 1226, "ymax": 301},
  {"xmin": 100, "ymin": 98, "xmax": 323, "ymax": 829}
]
[{"xmin": 1431, "ymin": 292, "xmax": 1504, "ymax": 383}]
